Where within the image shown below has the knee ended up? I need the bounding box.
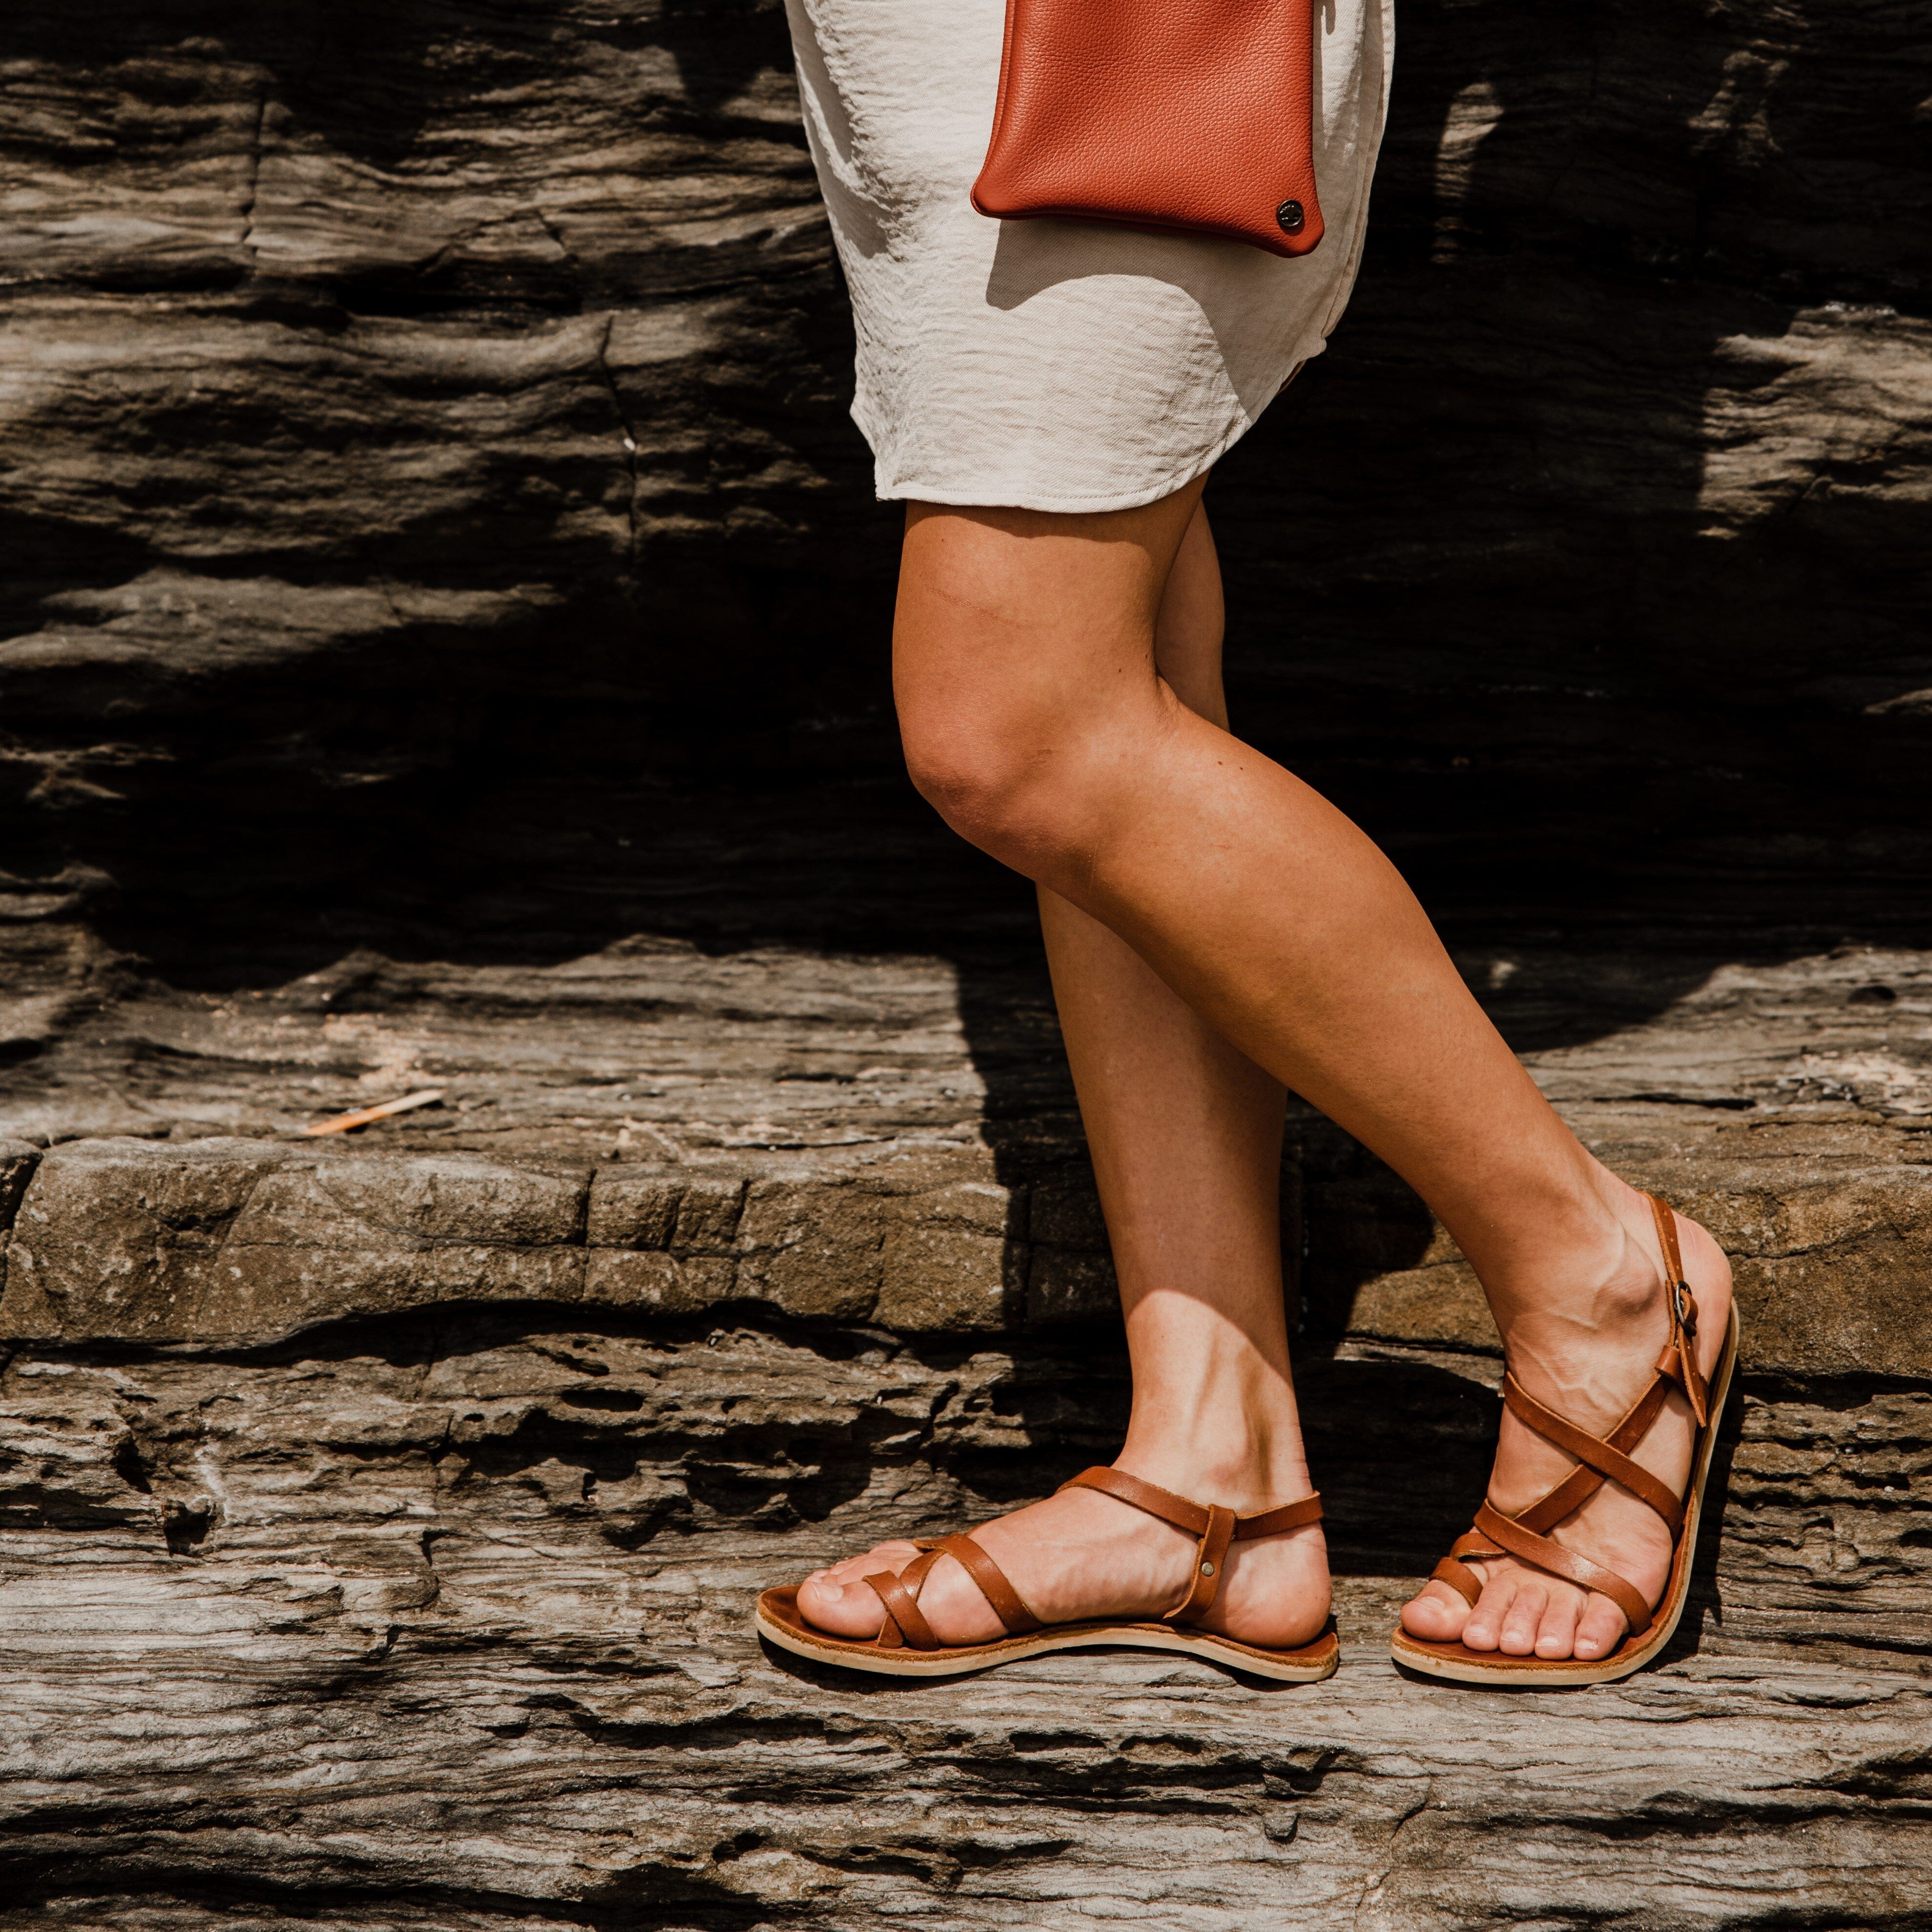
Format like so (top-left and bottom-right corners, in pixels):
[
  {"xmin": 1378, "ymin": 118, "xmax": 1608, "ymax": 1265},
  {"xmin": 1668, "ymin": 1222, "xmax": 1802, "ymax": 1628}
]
[{"xmin": 897, "ymin": 697, "xmax": 1081, "ymax": 871}]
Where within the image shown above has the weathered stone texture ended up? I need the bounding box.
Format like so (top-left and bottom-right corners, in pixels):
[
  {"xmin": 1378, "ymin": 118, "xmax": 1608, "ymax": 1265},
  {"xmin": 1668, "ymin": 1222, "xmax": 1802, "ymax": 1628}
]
[
  {"xmin": 0, "ymin": 1316, "xmax": 1928, "ymax": 1927},
  {"xmin": 8, "ymin": 934, "xmax": 1930, "ymax": 1370},
  {"xmin": 1, "ymin": 932, "xmax": 1930, "ymax": 1924},
  {"xmin": 5, "ymin": 1, "xmax": 1932, "ymax": 1923},
  {"xmin": 4, "ymin": 0, "xmax": 1932, "ymax": 956}
]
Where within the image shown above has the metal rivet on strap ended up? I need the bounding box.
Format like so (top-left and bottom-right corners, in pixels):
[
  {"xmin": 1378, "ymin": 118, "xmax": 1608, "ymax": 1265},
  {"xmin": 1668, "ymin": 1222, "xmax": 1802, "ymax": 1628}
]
[
  {"xmin": 1200, "ymin": 1560, "xmax": 1215, "ymax": 1576},
  {"xmin": 1275, "ymin": 200, "xmax": 1305, "ymax": 234}
]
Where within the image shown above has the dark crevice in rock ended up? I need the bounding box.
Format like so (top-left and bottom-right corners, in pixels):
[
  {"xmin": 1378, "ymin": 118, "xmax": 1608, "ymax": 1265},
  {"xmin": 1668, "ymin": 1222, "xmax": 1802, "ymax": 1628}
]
[
  {"xmin": 593, "ymin": 312, "xmax": 641, "ymax": 569},
  {"xmin": 0, "ymin": 1874, "xmax": 793, "ymax": 1932}
]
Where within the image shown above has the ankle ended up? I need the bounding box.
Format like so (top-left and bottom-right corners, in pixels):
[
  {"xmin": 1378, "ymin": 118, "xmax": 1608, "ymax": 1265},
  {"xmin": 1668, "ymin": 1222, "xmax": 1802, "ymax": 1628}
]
[
  {"xmin": 1114, "ymin": 1425, "xmax": 1312, "ymax": 1514},
  {"xmin": 1480, "ymin": 1168, "xmax": 1666, "ymax": 1339}
]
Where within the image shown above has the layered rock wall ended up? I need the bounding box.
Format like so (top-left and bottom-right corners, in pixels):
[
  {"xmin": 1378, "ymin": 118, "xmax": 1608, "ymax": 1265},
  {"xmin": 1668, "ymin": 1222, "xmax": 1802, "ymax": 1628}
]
[
  {"xmin": 3, "ymin": 934, "xmax": 1931, "ymax": 1927},
  {"xmin": 4, "ymin": 0, "xmax": 1932, "ymax": 966},
  {"xmin": 5, "ymin": 6, "xmax": 1932, "ymax": 1927}
]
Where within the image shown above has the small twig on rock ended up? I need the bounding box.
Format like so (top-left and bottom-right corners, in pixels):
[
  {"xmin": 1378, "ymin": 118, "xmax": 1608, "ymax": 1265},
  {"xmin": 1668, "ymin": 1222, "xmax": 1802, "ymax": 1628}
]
[{"xmin": 300, "ymin": 1089, "xmax": 447, "ymax": 1137}]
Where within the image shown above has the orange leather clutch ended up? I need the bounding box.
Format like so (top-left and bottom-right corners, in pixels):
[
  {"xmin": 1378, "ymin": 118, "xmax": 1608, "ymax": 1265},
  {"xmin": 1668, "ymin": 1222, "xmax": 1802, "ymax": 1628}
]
[{"xmin": 971, "ymin": 0, "xmax": 1323, "ymax": 259}]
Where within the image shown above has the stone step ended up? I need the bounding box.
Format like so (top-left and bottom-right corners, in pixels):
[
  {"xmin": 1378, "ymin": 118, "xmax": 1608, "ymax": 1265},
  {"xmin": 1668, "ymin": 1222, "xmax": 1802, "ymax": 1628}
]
[
  {"xmin": 5, "ymin": 933, "xmax": 1932, "ymax": 1374},
  {"xmin": 0, "ymin": 1318, "xmax": 1927, "ymax": 1928},
  {"xmin": 3, "ymin": 931, "xmax": 1929, "ymax": 1927},
  {"xmin": 4, "ymin": 1313, "xmax": 1926, "ymax": 1660}
]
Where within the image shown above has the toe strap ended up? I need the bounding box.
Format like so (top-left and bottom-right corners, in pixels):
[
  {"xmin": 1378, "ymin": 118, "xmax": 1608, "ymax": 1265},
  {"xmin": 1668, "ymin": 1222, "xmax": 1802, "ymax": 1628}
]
[
  {"xmin": 862, "ymin": 1533, "xmax": 1043, "ymax": 1651},
  {"xmin": 1430, "ymin": 1552, "xmax": 1486, "ymax": 1609},
  {"xmin": 1473, "ymin": 1502, "xmax": 1652, "ymax": 1631},
  {"xmin": 864, "ymin": 1549, "xmax": 944, "ymax": 1650}
]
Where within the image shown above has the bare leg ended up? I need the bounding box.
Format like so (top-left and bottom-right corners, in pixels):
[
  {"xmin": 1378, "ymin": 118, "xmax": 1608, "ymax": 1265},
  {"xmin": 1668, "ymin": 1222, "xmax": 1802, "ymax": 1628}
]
[
  {"xmin": 1038, "ymin": 506, "xmax": 1326, "ymax": 1633},
  {"xmin": 799, "ymin": 505, "xmax": 1329, "ymax": 1650},
  {"xmin": 856, "ymin": 479, "xmax": 1731, "ymax": 1664},
  {"xmin": 1043, "ymin": 504, "xmax": 1310, "ymax": 1515},
  {"xmin": 802, "ymin": 480, "xmax": 1729, "ymax": 1661}
]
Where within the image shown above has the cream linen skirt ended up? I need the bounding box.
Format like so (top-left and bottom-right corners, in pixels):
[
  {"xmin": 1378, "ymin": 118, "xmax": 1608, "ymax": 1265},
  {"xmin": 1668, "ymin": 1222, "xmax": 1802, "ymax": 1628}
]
[{"xmin": 783, "ymin": 0, "xmax": 1395, "ymax": 514}]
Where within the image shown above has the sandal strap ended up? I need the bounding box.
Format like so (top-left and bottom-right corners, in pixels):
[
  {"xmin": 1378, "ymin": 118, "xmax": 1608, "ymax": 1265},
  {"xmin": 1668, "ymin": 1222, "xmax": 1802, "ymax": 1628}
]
[
  {"xmin": 1444, "ymin": 1385, "xmax": 1670, "ymax": 1630},
  {"xmin": 1441, "ymin": 1193, "xmax": 1711, "ymax": 1632},
  {"xmin": 862, "ymin": 1532, "xmax": 1043, "ymax": 1651},
  {"xmin": 1058, "ymin": 1467, "xmax": 1323, "ymax": 1540},
  {"xmin": 930, "ymin": 1532, "xmax": 1043, "ymax": 1636},
  {"xmin": 864, "ymin": 1546, "xmax": 945, "ymax": 1650},
  {"xmin": 1431, "ymin": 1552, "xmax": 1487, "ymax": 1608},
  {"xmin": 1504, "ymin": 1374, "xmax": 1685, "ymax": 1534},
  {"xmin": 1058, "ymin": 1466, "xmax": 1216, "ymax": 1536},
  {"xmin": 1059, "ymin": 1467, "xmax": 1322, "ymax": 1626},
  {"xmin": 1471, "ymin": 1504, "xmax": 1652, "ymax": 1632},
  {"xmin": 854, "ymin": 1469, "xmax": 1330, "ymax": 1651},
  {"xmin": 1235, "ymin": 1494, "xmax": 1326, "ymax": 1537},
  {"xmin": 1509, "ymin": 1374, "xmax": 1674, "ymax": 1537},
  {"xmin": 1163, "ymin": 1504, "xmax": 1237, "ymax": 1626},
  {"xmin": 1650, "ymin": 1193, "xmax": 1710, "ymax": 1426}
]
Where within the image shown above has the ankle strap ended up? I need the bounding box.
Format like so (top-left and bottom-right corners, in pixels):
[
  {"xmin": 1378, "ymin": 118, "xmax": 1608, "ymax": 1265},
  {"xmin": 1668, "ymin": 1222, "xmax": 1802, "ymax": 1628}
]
[
  {"xmin": 1058, "ymin": 1467, "xmax": 1322, "ymax": 1627},
  {"xmin": 1059, "ymin": 1466, "xmax": 1324, "ymax": 1538}
]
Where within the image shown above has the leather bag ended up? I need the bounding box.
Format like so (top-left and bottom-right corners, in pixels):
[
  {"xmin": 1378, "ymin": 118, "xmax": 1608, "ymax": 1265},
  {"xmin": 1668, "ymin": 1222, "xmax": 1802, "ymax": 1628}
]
[{"xmin": 970, "ymin": 0, "xmax": 1324, "ymax": 259}]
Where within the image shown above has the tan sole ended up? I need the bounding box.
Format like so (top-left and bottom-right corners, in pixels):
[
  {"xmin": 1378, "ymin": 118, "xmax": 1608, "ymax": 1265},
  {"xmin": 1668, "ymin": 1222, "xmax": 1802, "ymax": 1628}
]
[
  {"xmin": 1389, "ymin": 1305, "xmax": 1740, "ymax": 1687},
  {"xmin": 756, "ymin": 1586, "xmax": 1340, "ymax": 1683}
]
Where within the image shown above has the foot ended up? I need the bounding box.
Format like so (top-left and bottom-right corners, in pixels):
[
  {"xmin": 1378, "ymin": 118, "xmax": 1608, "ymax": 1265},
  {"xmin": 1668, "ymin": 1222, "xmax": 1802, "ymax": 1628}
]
[
  {"xmin": 1399, "ymin": 1184, "xmax": 1733, "ymax": 1662},
  {"xmin": 796, "ymin": 1459, "xmax": 1331, "ymax": 1652}
]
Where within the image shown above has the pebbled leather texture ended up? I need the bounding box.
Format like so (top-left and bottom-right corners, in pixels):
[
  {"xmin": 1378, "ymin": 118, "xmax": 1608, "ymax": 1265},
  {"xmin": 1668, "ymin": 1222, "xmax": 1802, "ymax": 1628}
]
[{"xmin": 972, "ymin": 0, "xmax": 1325, "ymax": 258}]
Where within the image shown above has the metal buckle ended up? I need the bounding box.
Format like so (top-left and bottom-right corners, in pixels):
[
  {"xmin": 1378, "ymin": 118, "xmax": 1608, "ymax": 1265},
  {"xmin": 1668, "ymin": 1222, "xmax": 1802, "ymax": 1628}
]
[{"xmin": 1673, "ymin": 1281, "xmax": 1697, "ymax": 1332}]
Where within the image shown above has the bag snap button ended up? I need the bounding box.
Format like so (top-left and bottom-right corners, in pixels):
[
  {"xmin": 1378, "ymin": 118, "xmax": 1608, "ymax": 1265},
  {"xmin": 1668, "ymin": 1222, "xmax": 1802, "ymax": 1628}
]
[
  {"xmin": 1200, "ymin": 1560, "xmax": 1215, "ymax": 1576},
  {"xmin": 1275, "ymin": 200, "xmax": 1305, "ymax": 234}
]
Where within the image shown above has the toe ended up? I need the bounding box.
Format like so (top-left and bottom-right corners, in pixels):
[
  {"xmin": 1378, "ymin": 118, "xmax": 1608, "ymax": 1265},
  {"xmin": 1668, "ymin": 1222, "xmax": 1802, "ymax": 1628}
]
[
  {"xmin": 1573, "ymin": 1593, "xmax": 1631, "ymax": 1662},
  {"xmin": 1459, "ymin": 1574, "xmax": 1517, "ymax": 1653},
  {"xmin": 796, "ymin": 1541, "xmax": 918, "ymax": 1639},
  {"xmin": 796, "ymin": 1569, "xmax": 883, "ymax": 1639},
  {"xmin": 1498, "ymin": 1581, "xmax": 1547, "ymax": 1656},
  {"xmin": 824, "ymin": 1540, "xmax": 917, "ymax": 1585},
  {"xmin": 1534, "ymin": 1586, "xmax": 1582, "ymax": 1660},
  {"xmin": 1399, "ymin": 1578, "xmax": 1475, "ymax": 1641}
]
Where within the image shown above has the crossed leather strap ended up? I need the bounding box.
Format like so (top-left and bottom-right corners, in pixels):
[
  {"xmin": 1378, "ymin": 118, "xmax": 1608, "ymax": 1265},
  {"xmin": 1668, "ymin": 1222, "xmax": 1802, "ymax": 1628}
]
[
  {"xmin": 859, "ymin": 1468, "xmax": 1324, "ymax": 1651},
  {"xmin": 1431, "ymin": 1193, "xmax": 1712, "ymax": 1634}
]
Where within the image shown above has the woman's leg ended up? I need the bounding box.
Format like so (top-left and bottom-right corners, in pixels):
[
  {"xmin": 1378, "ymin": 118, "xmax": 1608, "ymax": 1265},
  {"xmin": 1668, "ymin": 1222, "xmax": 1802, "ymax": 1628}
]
[
  {"xmin": 869, "ymin": 479, "xmax": 1729, "ymax": 1665},
  {"xmin": 1038, "ymin": 505, "xmax": 1327, "ymax": 1621},
  {"xmin": 1041, "ymin": 504, "xmax": 1311, "ymax": 1519},
  {"xmin": 798, "ymin": 505, "xmax": 1329, "ymax": 1650}
]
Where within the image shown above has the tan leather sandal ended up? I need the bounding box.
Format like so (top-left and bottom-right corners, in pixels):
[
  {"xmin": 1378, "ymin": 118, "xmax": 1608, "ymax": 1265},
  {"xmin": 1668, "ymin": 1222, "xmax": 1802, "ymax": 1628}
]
[
  {"xmin": 755, "ymin": 1466, "xmax": 1339, "ymax": 1681},
  {"xmin": 1392, "ymin": 1193, "xmax": 1740, "ymax": 1686}
]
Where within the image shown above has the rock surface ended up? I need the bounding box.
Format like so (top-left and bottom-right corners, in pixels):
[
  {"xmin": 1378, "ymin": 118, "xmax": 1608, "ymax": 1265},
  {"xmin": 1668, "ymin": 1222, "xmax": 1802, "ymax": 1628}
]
[
  {"xmin": 0, "ymin": 1312, "xmax": 1929, "ymax": 1928},
  {"xmin": 5, "ymin": 1, "xmax": 1932, "ymax": 1925},
  {"xmin": 3, "ymin": 927, "xmax": 1931, "ymax": 1927},
  {"xmin": 5, "ymin": 928, "xmax": 1932, "ymax": 1372},
  {"xmin": 3, "ymin": 0, "xmax": 1932, "ymax": 959}
]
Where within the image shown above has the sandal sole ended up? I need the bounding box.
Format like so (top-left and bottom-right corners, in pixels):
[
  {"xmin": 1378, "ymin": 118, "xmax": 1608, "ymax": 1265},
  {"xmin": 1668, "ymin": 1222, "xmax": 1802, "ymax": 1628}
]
[
  {"xmin": 755, "ymin": 1588, "xmax": 1340, "ymax": 1683},
  {"xmin": 1389, "ymin": 1304, "xmax": 1740, "ymax": 1687}
]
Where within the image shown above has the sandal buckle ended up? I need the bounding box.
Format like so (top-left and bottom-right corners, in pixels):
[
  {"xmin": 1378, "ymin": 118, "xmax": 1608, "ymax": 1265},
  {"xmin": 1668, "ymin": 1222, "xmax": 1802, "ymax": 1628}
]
[{"xmin": 1673, "ymin": 1280, "xmax": 1697, "ymax": 1332}]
